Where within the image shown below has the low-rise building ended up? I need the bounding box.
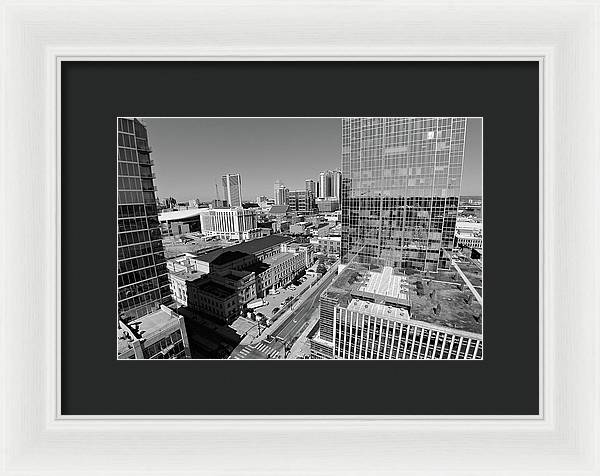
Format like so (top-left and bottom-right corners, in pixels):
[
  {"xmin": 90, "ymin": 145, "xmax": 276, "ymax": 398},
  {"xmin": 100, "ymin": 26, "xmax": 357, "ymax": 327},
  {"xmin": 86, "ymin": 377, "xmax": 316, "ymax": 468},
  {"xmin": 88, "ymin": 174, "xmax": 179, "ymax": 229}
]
[
  {"xmin": 168, "ymin": 269, "xmax": 205, "ymax": 306},
  {"xmin": 178, "ymin": 235, "xmax": 309, "ymax": 320},
  {"xmin": 117, "ymin": 305, "xmax": 191, "ymax": 359},
  {"xmin": 188, "ymin": 269, "xmax": 257, "ymax": 322},
  {"xmin": 159, "ymin": 208, "xmax": 207, "ymax": 236},
  {"xmin": 199, "ymin": 207, "xmax": 261, "ymax": 241},
  {"xmin": 310, "ymin": 236, "xmax": 341, "ymax": 254},
  {"xmin": 191, "ymin": 250, "xmax": 258, "ymax": 275},
  {"xmin": 282, "ymin": 242, "xmax": 314, "ymax": 267},
  {"xmin": 315, "ymin": 197, "xmax": 339, "ymax": 212},
  {"xmin": 262, "ymin": 251, "xmax": 305, "ymax": 292},
  {"xmin": 455, "ymin": 219, "xmax": 483, "ymax": 249},
  {"xmin": 289, "ymin": 221, "xmax": 313, "ymax": 235},
  {"xmin": 166, "ymin": 253, "xmax": 199, "ymax": 274}
]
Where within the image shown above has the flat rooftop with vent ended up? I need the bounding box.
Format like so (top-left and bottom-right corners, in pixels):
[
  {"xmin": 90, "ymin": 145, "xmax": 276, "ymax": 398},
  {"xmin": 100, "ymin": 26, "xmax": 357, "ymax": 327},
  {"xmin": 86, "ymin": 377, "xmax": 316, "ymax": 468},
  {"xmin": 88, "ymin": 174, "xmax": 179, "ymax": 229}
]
[{"xmin": 325, "ymin": 263, "xmax": 411, "ymax": 317}]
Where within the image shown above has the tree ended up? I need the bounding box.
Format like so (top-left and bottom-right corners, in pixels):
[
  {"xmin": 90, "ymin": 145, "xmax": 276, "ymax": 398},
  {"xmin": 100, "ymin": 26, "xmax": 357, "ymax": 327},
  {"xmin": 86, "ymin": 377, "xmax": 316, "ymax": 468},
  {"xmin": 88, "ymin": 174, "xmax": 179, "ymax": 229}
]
[{"xmin": 415, "ymin": 280, "xmax": 424, "ymax": 296}]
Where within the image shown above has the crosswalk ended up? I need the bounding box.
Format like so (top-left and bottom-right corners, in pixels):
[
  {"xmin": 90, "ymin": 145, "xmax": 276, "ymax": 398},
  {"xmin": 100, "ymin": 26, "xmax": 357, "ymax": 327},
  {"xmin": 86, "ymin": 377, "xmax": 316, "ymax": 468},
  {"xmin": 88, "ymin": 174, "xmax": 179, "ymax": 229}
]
[{"xmin": 230, "ymin": 342, "xmax": 281, "ymax": 360}]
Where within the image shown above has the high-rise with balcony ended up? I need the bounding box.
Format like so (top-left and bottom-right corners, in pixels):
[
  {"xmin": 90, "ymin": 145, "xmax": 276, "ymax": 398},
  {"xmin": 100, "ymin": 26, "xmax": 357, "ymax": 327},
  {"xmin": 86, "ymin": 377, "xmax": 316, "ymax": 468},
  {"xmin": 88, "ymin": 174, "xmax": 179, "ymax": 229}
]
[
  {"xmin": 117, "ymin": 118, "xmax": 171, "ymax": 322},
  {"xmin": 222, "ymin": 173, "xmax": 243, "ymax": 208},
  {"xmin": 341, "ymin": 117, "xmax": 467, "ymax": 271}
]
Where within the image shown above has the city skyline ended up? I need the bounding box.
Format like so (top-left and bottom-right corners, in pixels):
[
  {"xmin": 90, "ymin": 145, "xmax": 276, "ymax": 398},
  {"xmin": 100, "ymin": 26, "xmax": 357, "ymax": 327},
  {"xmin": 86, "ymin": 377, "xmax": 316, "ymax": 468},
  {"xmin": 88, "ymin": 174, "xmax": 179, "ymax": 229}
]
[
  {"xmin": 117, "ymin": 117, "xmax": 483, "ymax": 360},
  {"xmin": 145, "ymin": 118, "xmax": 483, "ymax": 202}
]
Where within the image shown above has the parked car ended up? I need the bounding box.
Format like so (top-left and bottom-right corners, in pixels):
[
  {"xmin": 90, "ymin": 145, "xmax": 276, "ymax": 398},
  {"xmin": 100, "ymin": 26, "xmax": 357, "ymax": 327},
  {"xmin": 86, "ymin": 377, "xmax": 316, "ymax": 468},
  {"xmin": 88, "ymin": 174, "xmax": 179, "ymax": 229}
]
[{"xmin": 272, "ymin": 307, "xmax": 280, "ymax": 314}]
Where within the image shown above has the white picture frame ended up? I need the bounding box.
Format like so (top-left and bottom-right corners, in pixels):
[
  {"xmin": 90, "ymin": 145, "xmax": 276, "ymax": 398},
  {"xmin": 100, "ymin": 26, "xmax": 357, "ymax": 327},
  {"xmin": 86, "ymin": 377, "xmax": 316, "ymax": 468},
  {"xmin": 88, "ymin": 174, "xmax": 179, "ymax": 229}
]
[{"xmin": 1, "ymin": 0, "xmax": 598, "ymax": 474}]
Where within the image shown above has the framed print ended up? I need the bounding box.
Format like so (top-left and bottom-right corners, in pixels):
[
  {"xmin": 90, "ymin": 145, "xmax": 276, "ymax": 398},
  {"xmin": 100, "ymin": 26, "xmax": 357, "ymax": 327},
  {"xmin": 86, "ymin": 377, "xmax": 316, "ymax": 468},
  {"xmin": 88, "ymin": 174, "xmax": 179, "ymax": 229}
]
[{"xmin": 2, "ymin": 1, "xmax": 599, "ymax": 475}]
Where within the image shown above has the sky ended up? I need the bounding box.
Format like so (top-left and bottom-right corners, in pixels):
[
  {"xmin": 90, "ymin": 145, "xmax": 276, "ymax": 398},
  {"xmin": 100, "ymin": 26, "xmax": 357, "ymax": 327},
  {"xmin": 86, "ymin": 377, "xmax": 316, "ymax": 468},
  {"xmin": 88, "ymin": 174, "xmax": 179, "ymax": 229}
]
[{"xmin": 145, "ymin": 117, "xmax": 483, "ymax": 202}]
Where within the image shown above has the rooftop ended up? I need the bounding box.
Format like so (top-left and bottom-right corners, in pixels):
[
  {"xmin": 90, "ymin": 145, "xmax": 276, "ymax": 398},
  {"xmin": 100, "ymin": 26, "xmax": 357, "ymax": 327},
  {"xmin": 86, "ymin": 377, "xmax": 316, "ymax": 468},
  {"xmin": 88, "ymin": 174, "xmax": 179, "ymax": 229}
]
[
  {"xmin": 198, "ymin": 250, "xmax": 252, "ymax": 266},
  {"xmin": 158, "ymin": 208, "xmax": 208, "ymax": 222},
  {"xmin": 269, "ymin": 205, "xmax": 290, "ymax": 214},
  {"xmin": 262, "ymin": 251, "xmax": 295, "ymax": 266},
  {"xmin": 347, "ymin": 299, "xmax": 410, "ymax": 322},
  {"xmin": 171, "ymin": 269, "xmax": 205, "ymax": 281},
  {"xmin": 117, "ymin": 307, "xmax": 181, "ymax": 354},
  {"xmin": 408, "ymin": 274, "xmax": 483, "ymax": 334},
  {"xmin": 194, "ymin": 234, "xmax": 292, "ymax": 263},
  {"xmin": 195, "ymin": 280, "xmax": 236, "ymax": 299},
  {"xmin": 326, "ymin": 263, "xmax": 411, "ymax": 310}
]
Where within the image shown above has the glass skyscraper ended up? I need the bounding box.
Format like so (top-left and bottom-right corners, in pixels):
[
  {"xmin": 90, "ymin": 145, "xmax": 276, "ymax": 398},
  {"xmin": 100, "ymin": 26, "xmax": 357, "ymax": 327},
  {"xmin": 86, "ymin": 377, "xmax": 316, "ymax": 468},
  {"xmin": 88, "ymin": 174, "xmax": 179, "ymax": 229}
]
[
  {"xmin": 341, "ymin": 117, "xmax": 467, "ymax": 271},
  {"xmin": 117, "ymin": 118, "xmax": 171, "ymax": 322}
]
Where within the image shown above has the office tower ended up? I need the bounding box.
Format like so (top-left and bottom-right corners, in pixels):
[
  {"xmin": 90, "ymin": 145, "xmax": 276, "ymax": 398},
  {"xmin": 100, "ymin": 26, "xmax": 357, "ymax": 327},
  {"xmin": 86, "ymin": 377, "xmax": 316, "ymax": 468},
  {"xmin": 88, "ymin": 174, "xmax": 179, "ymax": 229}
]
[
  {"xmin": 274, "ymin": 179, "xmax": 289, "ymax": 205},
  {"xmin": 305, "ymin": 179, "xmax": 317, "ymax": 212},
  {"xmin": 331, "ymin": 170, "xmax": 342, "ymax": 200},
  {"xmin": 318, "ymin": 171, "xmax": 331, "ymax": 199},
  {"xmin": 289, "ymin": 189, "xmax": 312, "ymax": 213},
  {"xmin": 341, "ymin": 117, "xmax": 467, "ymax": 271},
  {"xmin": 318, "ymin": 170, "xmax": 340, "ymax": 199},
  {"xmin": 117, "ymin": 118, "xmax": 171, "ymax": 322},
  {"xmin": 222, "ymin": 173, "xmax": 243, "ymax": 208}
]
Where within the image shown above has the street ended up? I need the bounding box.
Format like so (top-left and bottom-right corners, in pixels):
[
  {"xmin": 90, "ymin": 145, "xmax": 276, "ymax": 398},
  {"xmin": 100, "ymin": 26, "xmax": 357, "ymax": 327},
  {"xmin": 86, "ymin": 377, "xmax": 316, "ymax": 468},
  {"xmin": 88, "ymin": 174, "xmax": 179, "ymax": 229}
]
[{"xmin": 270, "ymin": 266, "xmax": 337, "ymax": 343}]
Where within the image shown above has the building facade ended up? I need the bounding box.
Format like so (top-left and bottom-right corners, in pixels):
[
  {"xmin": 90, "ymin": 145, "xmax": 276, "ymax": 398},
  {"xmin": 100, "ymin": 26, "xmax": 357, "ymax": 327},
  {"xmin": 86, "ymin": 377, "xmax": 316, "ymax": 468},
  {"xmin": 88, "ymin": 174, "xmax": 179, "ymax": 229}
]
[
  {"xmin": 289, "ymin": 189, "xmax": 315, "ymax": 213},
  {"xmin": 331, "ymin": 169, "xmax": 342, "ymax": 200},
  {"xmin": 305, "ymin": 179, "xmax": 316, "ymax": 196},
  {"xmin": 341, "ymin": 117, "xmax": 467, "ymax": 271},
  {"xmin": 318, "ymin": 171, "xmax": 330, "ymax": 199},
  {"xmin": 310, "ymin": 236, "xmax": 342, "ymax": 254},
  {"xmin": 222, "ymin": 173, "xmax": 243, "ymax": 208},
  {"xmin": 199, "ymin": 207, "xmax": 260, "ymax": 241},
  {"xmin": 117, "ymin": 118, "xmax": 172, "ymax": 323},
  {"xmin": 188, "ymin": 269, "xmax": 257, "ymax": 322},
  {"xmin": 316, "ymin": 197, "xmax": 340, "ymax": 212},
  {"xmin": 274, "ymin": 180, "xmax": 289, "ymax": 205}
]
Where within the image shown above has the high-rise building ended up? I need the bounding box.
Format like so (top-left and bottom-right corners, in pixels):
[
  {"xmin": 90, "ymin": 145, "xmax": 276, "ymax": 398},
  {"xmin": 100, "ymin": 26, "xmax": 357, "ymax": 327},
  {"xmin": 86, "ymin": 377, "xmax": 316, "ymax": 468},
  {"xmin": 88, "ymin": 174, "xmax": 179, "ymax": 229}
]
[
  {"xmin": 222, "ymin": 173, "xmax": 242, "ymax": 208},
  {"xmin": 318, "ymin": 171, "xmax": 331, "ymax": 199},
  {"xmin": 341, "ymin": 117, "xmax": 467, "ymax": 271},
  {"xmin": 317, "ymin": 170, "xmax": 341, "ymax": 199},
  {"xmin": 331, "ymin": 169, "xmax": 342, "ymax": 200},
  {"xmin": 274, "ymin": 179, "xmax": 289, "ymax": 205},
  {"xmin": 117, "ymin": 118, "xmax": 171, "ymax": 322},
  {"xmin": 305, "ymin": 179, "xmax": 316, "ymax": 195}
]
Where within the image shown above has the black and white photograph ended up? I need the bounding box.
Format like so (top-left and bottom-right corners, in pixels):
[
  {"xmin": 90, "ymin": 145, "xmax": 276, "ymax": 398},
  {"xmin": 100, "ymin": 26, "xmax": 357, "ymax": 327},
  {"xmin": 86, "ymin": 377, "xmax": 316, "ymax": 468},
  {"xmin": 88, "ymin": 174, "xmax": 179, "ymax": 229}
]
[{"xmin": 117, "ymin": 117, "xmax": 483, "ymax": 360}]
